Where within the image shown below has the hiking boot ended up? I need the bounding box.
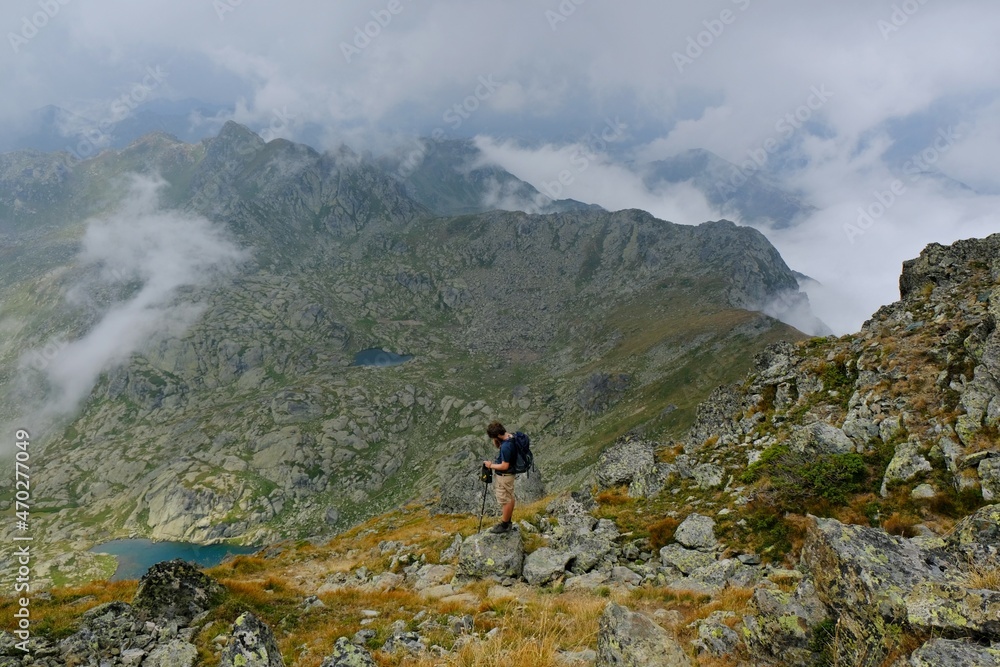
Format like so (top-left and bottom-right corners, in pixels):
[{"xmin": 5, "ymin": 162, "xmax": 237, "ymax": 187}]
[{"xmin": 489, "ymin": 521, "xmax": 512, "ymax": 534}]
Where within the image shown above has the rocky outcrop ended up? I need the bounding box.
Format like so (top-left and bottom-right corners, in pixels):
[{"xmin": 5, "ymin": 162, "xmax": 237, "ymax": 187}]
[
  {"xmin": 132, "ymin": 559, "xmax": 224, "ymax": 624},
  {"xmin": 802, "ymin": 514, "xmax": 1000, "ymax": 665},
  {"xmin": 320, "ymin": 637, "xmax": 378, "ymax": 666},
  {"xmin": 458, "ymin": 530, "xmax": 524, "ymax": 579},
  {"xmin": 220, "ymin": 612, "xmax": 284, "ymax": 667},
  {"xmin": 596, "ymin": 603, "xmax": 693, "ymax": 667},
  {"xmin": 595, "ymin": 436, "xmax": 674, "ymax": 498}
]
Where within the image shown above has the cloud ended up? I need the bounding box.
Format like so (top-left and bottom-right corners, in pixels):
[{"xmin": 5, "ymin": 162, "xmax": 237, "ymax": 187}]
[
  {"xmin": 1, "ymin": 0, "xmax": 998, "ymax": 336},
  {"xmin": 17, "ymin": 175, "xmax": 247, "ymax": 421}
]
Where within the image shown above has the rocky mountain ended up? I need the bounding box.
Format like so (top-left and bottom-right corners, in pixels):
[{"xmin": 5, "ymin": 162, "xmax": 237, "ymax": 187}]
[
  {"xmin": 0, "ymin": 232, "xmax": 997, "ymax": 666},
  {"xmin": 643, "ymin": 148, "xmax": 816, "ymax": 230},
  {"xmin": 378, "ymin": 138, "xmax": 599, "ymax": 216},
  {"xmin": 0, "ymin": 123, "xmax": 814, "ymax": 584}
]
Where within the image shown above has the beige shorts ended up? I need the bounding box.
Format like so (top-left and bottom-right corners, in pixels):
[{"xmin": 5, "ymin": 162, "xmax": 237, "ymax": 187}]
[{"xmin": 494, "ymin": 473, "xmax": 516, "ymax": 505}]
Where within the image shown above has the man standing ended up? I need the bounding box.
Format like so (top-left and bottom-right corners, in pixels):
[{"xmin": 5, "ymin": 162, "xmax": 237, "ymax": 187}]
[{"xmin": 483, "ymin": 420, "xmax": 516, "ymax": 534}]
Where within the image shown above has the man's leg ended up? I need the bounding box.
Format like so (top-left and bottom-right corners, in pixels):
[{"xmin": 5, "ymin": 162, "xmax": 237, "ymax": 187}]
[{"xmin": 501, "ymin": 499, "xmax": 515, "ymax": 523}]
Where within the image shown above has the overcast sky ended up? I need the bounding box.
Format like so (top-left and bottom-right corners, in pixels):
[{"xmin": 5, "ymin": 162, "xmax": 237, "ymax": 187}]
[{"xmin": 2, "ymin": 0, "xmax": 998, "ymax": 333}]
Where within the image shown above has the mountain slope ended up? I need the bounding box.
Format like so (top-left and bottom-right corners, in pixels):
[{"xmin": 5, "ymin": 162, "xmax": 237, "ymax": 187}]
[{"xmin": 0, "ymin": 124, "xmax": 813, "ymax": 585}]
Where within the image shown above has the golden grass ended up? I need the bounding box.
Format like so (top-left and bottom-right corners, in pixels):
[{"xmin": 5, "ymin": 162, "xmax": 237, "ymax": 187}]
[
  {"xmin": 0, "ymin": 580, "xmax": 137, "ymax": 639},
  {"xmin": 397, "ymin": 592, "xmax": 606, "ymax": 667},
  {"xmin": 964, "ymin": 556, "xmax": 1000, "ymax": 591}
]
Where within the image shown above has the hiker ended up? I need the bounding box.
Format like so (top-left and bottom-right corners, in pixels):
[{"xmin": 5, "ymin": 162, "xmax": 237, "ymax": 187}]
[{"xmin": 483, "ymin": 420, "xmax": 517, "ymax": 534}]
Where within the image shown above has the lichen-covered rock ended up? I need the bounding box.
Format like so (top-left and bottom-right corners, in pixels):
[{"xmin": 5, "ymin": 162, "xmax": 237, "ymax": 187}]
[
  {"xmin": 674, "ymin": 514, "xmax": 717, "ymax": 551},
  {"xmin": 596, "ymin": 603, "xmax": 693, "ymax": 667},
  {"xmin": 686, "ymin": 559, "xmax": 760, "ymax": 593},
  {"xmin": 791, "ymin": 421, "xmax": 855, "ymax": 455},
  {"xmin": 908, "ymin": 638, "xmax": 1000, "ymax": 666},
  {"xmin": 132, "ymin": 559, "xmax": 224, "ymax": 624},
  {"xmin": 523, "ymin": 548, "xmax": 574, "ymax": 585},
  {"xmin": 742, "ymin": 580, "xmax": 829, "ymax": 666},
  {"xmin": 692, "ymin": 611, "xmax": 741, "ymax": 657},
  {"xmin": 321, "ymin": 637, "xmax": 378, "ymax": 666},
  {"xmin": 144, "ymin": 639, "xmax": 199, "ymax": 667},
  {"xmin": 946, "ymin": 504, "xmax": 1000, "ymax": 551},
  {"xmin": 660, "ymin": 544, "xmax": 715, "ymax": 575},
  {"xmin": 691, "ymin": 463, "xmax": 725, "ymax": 489},
  {"xmin": 980, "ymin": 458, "xmax": 1000, "ymax": 501},
  {"xmin": 802, "ymin": 514, "xmax": 1000, "ymax": 664},
  {"xmin": 595, "ymin": 436, "xmax": 668, "ymax": 498},
  {"xmin": 880, "ymin": 440, "xmax": 933, "ymax": 496},
  {"xmin": 458, "ymin": 529, "xmax": 524, "ymax": 579},
  {"xmin": 220, "ymin": 612, "xmax": 284, "ymax": 667}
]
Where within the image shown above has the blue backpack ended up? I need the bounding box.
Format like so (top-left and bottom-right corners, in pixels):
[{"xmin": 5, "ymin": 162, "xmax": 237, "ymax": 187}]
[{"xmin": 511, "ymin": 432, "xmax": 535, "ymax": 477}]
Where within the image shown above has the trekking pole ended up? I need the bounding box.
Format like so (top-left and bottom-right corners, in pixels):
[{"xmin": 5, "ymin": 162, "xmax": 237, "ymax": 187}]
[{"xmin": 477, "ymin": 464, "xmax": 492, "ymax": 534}]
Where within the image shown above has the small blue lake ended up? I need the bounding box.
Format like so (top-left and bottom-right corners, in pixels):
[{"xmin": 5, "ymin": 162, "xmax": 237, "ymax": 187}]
[
  {"xmin": 352, "ymin": 348, "xmax": 414, "ymax": 367},
  {"xmin": 91, "ymin": 539, "xmax": 259, "ymax": 581}
]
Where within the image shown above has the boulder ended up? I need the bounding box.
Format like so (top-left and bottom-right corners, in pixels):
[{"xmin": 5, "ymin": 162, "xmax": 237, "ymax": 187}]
[
  {"xmin": 692, "ymin": 611, "xmax": 741, "ymax": 657},
  {"xmin": 132, "ymin": 560, "xmax": 224, "ymax": 624},
  {"xmin": 659, "ymin": 544, "xmax": 715, "ymax": 575},
  {"xmin": 595, "ymin": 437, "xmax": 668, "ymax": 498},
  {"xmin": 802, "ymin": 515, "xmax": 1000, "ymax": 664},
  {"xmin": 320, "ymin": 637, "xmax": 378, "ymax": 667},
  {"xmin": 980, "ymin": 458, "xmax": 1000, "ymax": 501},
  {"xmin": 674, "ymin": 514, "xmax": 717, "ymax": 551},
  {"xmin": 880, "ymin": 440, "xmax": 932, "ymax": 496},
  {"xmin": 742, "ymin": 580, "xmax": 829, "ymax": 667},
  {"xmin": 691, "ymin": 463, "xmax": 725, "ymax": 489},
  {"xmin": 144, "ymin": 639, "xmax": 199, "ymax": 667},
  {"xmin": 458, "ymin": 529, "xmax": 524, "ymax": 579},
  {"xmin": 596, "ymin": 603, "xmax": 693, "ymax": 667},
  {"xmin": 523, "ymin": 548, "xmax": 574, "ymax": 586},
  {"xmin": 686, "ymin": 559, "xmax": 760, "ymax": 593},
  {"xmin": 790, "ymin": 422, "xmax": 855, "ymax": 456},
  {"xmin": 908, "ymin": 638, "xmax": 1000, "ymax": 666},
  {"xmin": 219, "ymin": 612, "xmax": 284, "ymax": 667}
]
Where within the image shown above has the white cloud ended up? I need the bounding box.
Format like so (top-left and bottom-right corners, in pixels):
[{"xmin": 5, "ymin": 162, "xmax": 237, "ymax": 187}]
[{"xmin": 21, "ymin": 176, "xmax": 247, "ymax": 418}]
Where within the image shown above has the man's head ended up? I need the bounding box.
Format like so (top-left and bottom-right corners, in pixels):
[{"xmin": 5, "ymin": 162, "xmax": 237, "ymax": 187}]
[{"xmin": 486, "ymin": 421, "xmax": 506, "ymax": 440}]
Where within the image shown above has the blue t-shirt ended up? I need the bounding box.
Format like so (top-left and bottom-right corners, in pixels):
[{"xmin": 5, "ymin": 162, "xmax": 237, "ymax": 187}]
[{"xmin": 494, "ymin": 438, "xmax": 516, "ymax": 473}]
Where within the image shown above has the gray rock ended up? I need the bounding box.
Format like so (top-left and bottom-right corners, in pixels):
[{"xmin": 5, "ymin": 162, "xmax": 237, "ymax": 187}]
[
  {"xmin": 458, "ymin": 529, "xmax": 524, "ymax": 579},
  {"xmin": 791, "ymin": 421, "xmax": 855, "ymax": 455},
  {"xmin": 673, "ymin": 514, "xmax": 717, "ymax": 551},
  {"xmin": 219, "ymin": 612, "xmax": 284, "ymax": 667},
  {"xmin": 320, "ymin": 635, "xmax": 377, "ymax": 667},
  {"xmin": 691, "ymin": 463, "xmax": 724, "ymax": 489},
  {"xmin": 910, "ymin": 483, "xmax": 936, "ymax": 499},
  {"xmin": 659, "ymin": 544, "xmax": 715, "ymax": 575},
  {"xmin": 132, "ymin": 560, "xmax": 224, "ymax": 625},
  {"xmin": 742, "ymin": 580, "xmax": 829, "ymax": 666},
  {"xmin": 595, "ymin": 437, "xmax": 666, "ymax": 498},
  {"xmin": 687, "ymin": 559, "xmax": 760, "ymax": 593},
  {"xmin": 692, "ymin": 611, "xmax": 741, "ymax": 657},
  {"xmin": 980, "ymin": 458, "xmax": 1000, "ymax": 501},
  {"xmin": 610, "ymin": 566, "xmax": 643, "ymax": 587},
  {"xmin": 144, "ymin": 639, "xmax": 198, "ymax": 667},
  {"xmin": 523, "ymin": 548, "xmax": 574, "ymax": 586},
  {"xmin": 596, "ymin": 603, "xmax": 693, "ymax": 667},
  {"xmin": 908, "ymin": 638, "xmax": 1000, "ymax": 666},
  {"xmin": 880, "ymin": 440, "xmax": 933, "ymax": 496},
  {"xmin": 802, "ymin": 515, "xmax": 1000, "ymax": 664}
]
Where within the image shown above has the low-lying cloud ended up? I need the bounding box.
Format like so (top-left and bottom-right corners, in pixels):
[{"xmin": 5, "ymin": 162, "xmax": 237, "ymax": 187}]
[{"xmin": 17, "ymin": 175, "xmax": 247, "ymax": 423}]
